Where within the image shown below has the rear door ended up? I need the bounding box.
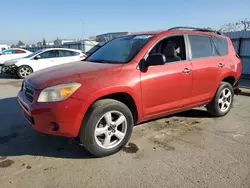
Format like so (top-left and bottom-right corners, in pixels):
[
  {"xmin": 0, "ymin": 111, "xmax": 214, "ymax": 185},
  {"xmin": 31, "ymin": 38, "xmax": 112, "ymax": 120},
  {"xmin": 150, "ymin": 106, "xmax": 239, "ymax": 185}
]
[
  {"xmin": 58, "ymin": 50, "xmax": 80, "ymax": 65},
  {"xmin": 187, "ymin": 34, "xmax": 223, "ymax": 104}
]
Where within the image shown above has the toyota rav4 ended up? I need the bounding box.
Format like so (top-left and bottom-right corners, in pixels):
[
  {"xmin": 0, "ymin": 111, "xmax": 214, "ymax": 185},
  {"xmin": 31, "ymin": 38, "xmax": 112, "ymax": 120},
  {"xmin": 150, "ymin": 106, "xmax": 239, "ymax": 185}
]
[{"xmin": 17, "ymin": 27, "xmax": 242, "ymax": 157}]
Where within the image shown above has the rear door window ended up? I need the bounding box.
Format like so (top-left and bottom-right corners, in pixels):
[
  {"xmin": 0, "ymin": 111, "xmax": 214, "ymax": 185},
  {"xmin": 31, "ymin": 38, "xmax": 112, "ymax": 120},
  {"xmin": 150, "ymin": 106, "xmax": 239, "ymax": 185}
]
[
  {"xmin": 39, "ymin": 50, "xmax": 59, "ymax": 59},
  {"xmin": 212, "ymin": 36, "xmax": 228, "ymax": 56},
  {"xmin": 188, "ymin": 35, "xmax": 214, "ymax": 59}
]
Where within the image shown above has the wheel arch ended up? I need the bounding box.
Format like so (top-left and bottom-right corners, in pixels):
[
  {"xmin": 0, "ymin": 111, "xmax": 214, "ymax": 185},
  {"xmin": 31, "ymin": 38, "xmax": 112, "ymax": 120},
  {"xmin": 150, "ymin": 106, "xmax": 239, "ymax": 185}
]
[{"xmin": 80, "ymin": 86, "xmax": 142, "ymax": 126}]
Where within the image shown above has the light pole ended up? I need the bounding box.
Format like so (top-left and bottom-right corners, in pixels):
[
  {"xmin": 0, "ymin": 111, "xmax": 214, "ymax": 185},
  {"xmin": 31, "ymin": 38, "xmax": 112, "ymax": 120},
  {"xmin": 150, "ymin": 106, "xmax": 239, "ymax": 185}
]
[{"xmin": 81, "ymin": 22, "xmax": 84, "ymax": 40}]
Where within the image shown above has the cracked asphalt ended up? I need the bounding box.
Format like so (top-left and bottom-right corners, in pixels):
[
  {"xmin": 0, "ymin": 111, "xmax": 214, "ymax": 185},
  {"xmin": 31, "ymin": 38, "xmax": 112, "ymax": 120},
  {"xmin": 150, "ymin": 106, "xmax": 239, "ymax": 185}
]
[{"xmin": 0, "ymin": 77, "xmax": 249, "ymax": 188}]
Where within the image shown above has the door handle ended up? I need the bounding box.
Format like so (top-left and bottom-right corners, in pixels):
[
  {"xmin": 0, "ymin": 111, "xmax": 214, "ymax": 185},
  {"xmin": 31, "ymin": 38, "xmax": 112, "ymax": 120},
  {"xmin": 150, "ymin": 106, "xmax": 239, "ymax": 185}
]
[
  {"xmin": 218, "ymin": 63, "xmax": 225, "ymax": 68},
  {"xmin": 182, "ymin": 68, "xmax": 192, "ymax": 74}
]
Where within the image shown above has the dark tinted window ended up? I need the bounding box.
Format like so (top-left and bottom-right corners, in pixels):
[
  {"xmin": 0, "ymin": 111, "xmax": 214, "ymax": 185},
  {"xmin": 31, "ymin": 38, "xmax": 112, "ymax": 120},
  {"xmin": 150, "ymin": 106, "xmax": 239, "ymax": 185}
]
[
  {"xmin": 59, "ymin": 50, "xmax": 78, "ymax": 57},
  {"xmin": 39, "ymin": 50, "xmax": 59, "ymax": 59},
  {"xmin": 189, "ymin": 35, "xmax": 214, "ymax": 59},
  {"xmin": 72, "ymin": 51, "xmax": 80, "ymax": 56},
  {"xmin": 212, "ymin": 37, "xmax": 228, "ymax": 56}
]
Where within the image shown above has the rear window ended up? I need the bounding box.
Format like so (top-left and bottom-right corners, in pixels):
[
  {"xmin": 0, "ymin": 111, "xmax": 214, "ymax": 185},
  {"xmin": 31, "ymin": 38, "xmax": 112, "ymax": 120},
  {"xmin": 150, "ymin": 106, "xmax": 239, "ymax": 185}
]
[
  {"xmin": 212, "ymin": 36, "xmax": 228, "ymax": 56},
  {"xmin": 189, "ymin": 35, "xmax": 214, "ymax": 59}
]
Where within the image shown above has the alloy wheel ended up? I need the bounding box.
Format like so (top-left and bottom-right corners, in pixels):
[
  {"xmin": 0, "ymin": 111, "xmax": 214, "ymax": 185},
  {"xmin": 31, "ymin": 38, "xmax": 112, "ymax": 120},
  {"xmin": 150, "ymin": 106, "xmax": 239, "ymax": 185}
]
[
  {"xmin": 218, "ymin": 88, "xmax": 232, "ymax": 112},
  {"xmin": 94, "ymin": 110, "xmax": 127, "ymax": 149}
]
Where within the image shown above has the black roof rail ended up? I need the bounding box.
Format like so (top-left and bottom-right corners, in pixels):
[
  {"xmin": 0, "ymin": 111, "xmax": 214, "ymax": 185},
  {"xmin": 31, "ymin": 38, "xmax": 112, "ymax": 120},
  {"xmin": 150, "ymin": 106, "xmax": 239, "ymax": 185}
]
[{"xmin": 168, "ymin": 27, "xmax": 221, "ymax": 35}]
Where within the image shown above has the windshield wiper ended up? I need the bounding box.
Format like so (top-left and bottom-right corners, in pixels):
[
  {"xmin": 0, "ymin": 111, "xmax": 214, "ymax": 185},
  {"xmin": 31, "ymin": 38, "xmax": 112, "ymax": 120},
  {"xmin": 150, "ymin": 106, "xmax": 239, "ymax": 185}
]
[{"xmin": 88, "ymin": 59, "xmax": 122, "ymax": 64}]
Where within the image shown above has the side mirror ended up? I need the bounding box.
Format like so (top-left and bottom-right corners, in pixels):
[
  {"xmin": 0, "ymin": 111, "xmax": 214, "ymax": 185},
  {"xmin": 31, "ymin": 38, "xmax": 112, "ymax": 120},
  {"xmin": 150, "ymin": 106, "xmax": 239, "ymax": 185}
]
[
  {"xmin": 146, "ymin": 53, "xmax": 166, "ymax": 67},
  {"xmin": 34, "ymin": 55, "xmax": 41, "ymax": 60}
]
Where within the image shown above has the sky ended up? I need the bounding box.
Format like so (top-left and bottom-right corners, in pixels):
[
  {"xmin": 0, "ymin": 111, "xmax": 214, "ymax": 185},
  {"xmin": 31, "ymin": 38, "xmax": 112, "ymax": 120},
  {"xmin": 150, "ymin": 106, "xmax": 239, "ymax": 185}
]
[{"xmin": 1, "ymin": 0, "xmax": 250, "ymax": 45}]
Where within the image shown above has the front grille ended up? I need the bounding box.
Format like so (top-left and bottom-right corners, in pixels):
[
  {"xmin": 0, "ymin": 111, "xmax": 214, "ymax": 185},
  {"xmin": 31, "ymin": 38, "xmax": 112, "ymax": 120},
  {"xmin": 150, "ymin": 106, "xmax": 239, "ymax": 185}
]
[{"xmin": 23, "ymin": 82, "xmax": 34, "ymax": 102}]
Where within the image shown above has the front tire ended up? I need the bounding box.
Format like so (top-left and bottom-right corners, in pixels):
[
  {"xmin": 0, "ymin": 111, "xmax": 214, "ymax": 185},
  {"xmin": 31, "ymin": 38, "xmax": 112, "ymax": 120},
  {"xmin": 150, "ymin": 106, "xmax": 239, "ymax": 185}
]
[
  {"xmin": 206, "ymin": 82, "xmax": 234, "ymax": 117},
  {"xmin": 79, "ymin": 99, "xmax": 134, "ymax": 157},
  {"xmin": 16, "ymin": 65, "xmax": 33, "ymax": 78}
]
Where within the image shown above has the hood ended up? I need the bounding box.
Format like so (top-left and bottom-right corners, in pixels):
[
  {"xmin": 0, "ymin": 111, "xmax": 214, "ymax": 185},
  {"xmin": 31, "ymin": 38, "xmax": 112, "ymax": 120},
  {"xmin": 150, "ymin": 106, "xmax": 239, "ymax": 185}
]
[
  {"xmin": 4, "ymin": 58, "xmax": 24, "ymax": 66},
  {"xmin": 26, "ymin": 61, "xmax": 123, "ymax": 89}
]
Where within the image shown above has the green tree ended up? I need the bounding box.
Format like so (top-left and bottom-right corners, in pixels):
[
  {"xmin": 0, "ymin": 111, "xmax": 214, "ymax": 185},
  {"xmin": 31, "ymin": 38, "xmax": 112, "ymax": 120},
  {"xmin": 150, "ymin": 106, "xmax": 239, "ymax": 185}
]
[
  {"xmin": 42, "ymin": 38, "xmax": 46, "ymax": 46},
  {"xmin": 17, "ymin": 40, "xmax": 25, "ymax": 46}
]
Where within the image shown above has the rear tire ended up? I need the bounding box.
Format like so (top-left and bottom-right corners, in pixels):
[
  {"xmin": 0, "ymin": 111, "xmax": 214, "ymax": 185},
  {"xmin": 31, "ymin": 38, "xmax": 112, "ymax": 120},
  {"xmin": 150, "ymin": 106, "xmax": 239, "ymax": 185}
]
[
  {"xmin": 78, "ymin": 99, "xmax": 134, "ymax": 157},
  {"xmin": 206, "ymin": 82, "xmax": 234, "ymax": 117},
  {"xmin": 17, "ymin": 65, "xmax": 33, "ymax": 79}
]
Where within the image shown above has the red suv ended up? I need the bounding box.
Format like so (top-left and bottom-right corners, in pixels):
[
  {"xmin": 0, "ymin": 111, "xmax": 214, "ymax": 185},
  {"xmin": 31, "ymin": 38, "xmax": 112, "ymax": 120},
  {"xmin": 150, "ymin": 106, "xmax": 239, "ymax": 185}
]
[{"xmin": 17, "ymin": 27, "xmax": 242, "ymax": 157}]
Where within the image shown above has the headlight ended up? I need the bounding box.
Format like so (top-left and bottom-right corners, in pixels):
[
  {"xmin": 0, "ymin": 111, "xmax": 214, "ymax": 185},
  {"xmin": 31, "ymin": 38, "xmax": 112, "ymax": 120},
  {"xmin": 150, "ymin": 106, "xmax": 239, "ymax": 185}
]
[{"xmin": 37, "ymin": 82, "xmax": 81, "ymax": 102}]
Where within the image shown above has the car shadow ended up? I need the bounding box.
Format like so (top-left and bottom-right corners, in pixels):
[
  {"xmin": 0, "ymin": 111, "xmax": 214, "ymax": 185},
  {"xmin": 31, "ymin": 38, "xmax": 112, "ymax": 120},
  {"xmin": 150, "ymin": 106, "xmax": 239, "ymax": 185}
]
[
  {"xmin": 0, "ymin": 97, "xmax": 93, "ymax": 159},
  {"xmin": 174, "ymin": 109, "xmax": 212, "ymax": 118}
]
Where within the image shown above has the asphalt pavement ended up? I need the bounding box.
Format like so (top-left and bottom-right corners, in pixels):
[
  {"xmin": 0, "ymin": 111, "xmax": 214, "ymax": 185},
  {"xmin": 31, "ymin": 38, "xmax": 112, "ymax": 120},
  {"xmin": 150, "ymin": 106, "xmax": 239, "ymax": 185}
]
[{"xmin": 0, "ymin": 78, "xmax": 249, "ymax": 188}]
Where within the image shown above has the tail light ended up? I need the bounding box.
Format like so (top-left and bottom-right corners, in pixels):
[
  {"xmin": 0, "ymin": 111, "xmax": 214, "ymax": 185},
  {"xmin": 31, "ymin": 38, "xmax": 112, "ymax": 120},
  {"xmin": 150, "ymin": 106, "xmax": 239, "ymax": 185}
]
[{"xmin": 80, "ymin": 54, "xmax": 87, "ymax": 59}]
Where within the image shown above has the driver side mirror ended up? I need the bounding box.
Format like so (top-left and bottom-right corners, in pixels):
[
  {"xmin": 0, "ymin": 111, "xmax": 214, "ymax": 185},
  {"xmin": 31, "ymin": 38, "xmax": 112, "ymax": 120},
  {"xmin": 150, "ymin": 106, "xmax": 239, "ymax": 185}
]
[
  {"xmin": 34, "ymin": 55, "xmax": 41, "ymax": 60},
  {"xmin": 146, "ymin": 53, "xmax": 166, "ymax": 67}
]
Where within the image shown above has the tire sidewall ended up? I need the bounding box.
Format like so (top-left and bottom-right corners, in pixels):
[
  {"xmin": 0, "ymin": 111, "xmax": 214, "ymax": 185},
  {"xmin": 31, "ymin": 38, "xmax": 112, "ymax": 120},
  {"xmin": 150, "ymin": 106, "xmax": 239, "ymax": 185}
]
[
  {"xmin": 80, "ymin": 100, "xmax": 133, "ymax": 157},
  {"xmin": 17, "ymin": 65, "xmax": 33, "ymax": 79},
  {"xmin": 214, "ymin": 82, "xmax": 234, "ymax": 116}
]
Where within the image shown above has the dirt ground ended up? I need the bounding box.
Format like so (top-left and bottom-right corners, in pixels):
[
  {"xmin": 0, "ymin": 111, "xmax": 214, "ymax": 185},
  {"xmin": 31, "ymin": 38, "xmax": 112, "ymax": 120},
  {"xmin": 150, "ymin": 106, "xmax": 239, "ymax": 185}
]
[{"xmin": 0, "ymin": 78, "xmax": 249, "ymax": 188}]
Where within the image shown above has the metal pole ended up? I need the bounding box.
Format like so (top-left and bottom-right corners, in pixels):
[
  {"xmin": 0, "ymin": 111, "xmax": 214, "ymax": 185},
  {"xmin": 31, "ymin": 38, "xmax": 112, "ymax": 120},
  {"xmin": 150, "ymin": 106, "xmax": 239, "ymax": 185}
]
[{"xmin": 81, "ymin": 22, "xmax": 84, "ymax": 40}]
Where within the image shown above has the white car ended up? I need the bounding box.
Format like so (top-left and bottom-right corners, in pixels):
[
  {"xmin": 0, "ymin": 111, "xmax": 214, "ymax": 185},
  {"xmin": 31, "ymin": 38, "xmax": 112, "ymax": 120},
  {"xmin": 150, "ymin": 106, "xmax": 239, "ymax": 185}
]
[
  {"xmin": 0, "ymin": 48, "xmax": 32, "ymax": 64},
  {"xmin": 2, "ymin": 48, "xmax": 87, "ymax": 78}
]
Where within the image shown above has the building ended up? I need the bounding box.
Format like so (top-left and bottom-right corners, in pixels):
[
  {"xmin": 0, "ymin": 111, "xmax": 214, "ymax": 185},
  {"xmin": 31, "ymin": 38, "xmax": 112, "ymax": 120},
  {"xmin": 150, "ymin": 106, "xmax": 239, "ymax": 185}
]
[
  {"xmin": 54, "ymin": 39, "xmax": 76, "ymax": 46},
  {"xmin": 46, "ymin": 42, "xmax": 54, "ymax": 46},
  {"xmin": 224, "ymin": 31, "xmax": 250, "ymax": 75},
  {"xmin": 63, "ymin": 40, "xmax": 98, "ymax": 52}
]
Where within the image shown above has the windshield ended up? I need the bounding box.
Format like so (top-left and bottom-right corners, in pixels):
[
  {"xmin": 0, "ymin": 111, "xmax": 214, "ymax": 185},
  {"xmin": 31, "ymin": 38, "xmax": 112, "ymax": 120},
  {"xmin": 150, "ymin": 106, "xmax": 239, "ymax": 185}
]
[
  {"xmin": 24, "ymin": 49, "xmax": 44, "ymax": 58},
  {"xmin": 86, "ymin": 35, "xmax": 153, "ymax": 64}
]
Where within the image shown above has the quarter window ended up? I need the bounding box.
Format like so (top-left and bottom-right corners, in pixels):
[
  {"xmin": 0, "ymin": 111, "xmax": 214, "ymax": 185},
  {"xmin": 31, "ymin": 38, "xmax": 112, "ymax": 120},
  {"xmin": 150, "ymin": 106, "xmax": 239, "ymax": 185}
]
[
  {"xmin": 212, "ymin": 36, "xmax": 228, "ymax": 56},
  {"xmin": 189, "ymin": 35, "xmax": 214, "ymax": 59}
]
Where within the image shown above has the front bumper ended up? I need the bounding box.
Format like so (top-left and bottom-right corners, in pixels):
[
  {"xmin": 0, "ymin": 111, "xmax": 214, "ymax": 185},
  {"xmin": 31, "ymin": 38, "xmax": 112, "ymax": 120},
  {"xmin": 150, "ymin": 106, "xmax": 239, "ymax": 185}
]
[
  {"xmin": 1, "ymin": 64, "xmax": 18, "ymax": 75},
  {"xmin": 17, "ymin": 90, "xmax": 88, "ymax": 138}
]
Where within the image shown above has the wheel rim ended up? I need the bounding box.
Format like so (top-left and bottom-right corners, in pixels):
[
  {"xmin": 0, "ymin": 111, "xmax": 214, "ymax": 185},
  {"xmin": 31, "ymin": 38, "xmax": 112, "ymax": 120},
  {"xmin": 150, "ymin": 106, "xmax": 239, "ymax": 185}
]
[
  {"xmin": 94, "ymin": 110, "xmax": 127, "ymax": 149},
  {"xmin": 218, "ymin": 88, "xmax": 232, "ymax": 112},
  {"xmin": 20, "ymin": 67, "xmax": 31, "ymax": 77}
]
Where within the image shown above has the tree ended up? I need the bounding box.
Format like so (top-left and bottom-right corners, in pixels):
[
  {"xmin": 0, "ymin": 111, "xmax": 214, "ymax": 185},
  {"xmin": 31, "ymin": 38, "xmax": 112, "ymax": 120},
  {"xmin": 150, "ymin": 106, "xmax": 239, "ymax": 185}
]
[
  {"xmin": 17, "ymin": 40, "xmax": 25, "ymax": 46},
  {"xmin": 218, "ymin": 23, "xmax": 239, "ymax": 32},
  {"xmin": 42, "ymin": 38, "xmax": 46, "ymax": 46},
  {"xmin": 236, "ymin": 18, "xmax": 250, "ymax": 31}
]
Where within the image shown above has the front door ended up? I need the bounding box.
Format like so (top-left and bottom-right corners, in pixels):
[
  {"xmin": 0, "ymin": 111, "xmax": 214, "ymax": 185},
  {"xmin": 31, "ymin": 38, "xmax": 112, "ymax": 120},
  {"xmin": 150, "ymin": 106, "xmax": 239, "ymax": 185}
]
[
  {"xmin": 140, "ymin": 35, "xmax": 193, "ymax": 119},
  {"xmin": 33, "ymin": 50, "xmax": 59, "ymax": 71}
]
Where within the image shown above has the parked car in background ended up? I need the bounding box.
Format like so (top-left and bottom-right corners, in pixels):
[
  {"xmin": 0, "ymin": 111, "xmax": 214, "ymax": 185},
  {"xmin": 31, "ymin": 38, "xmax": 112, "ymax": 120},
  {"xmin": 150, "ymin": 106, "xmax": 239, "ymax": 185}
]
[
  {"xmin": 17, "ymin": 27, "xmax": 242, "ymax": 157},
  {"xmin": 2, "ymin": 48, "xmax": 86, "ymax": 78},
  {"xmin": 0, "ymin": 44, "xmax": 9, "ymax": 52},
  {"xmin": 0, "ymin": 48, "xmax": 32, "ymax": 71},
  {"xmin": 85, "ymin": 42, "xmax": 106, "ymax": 57}
]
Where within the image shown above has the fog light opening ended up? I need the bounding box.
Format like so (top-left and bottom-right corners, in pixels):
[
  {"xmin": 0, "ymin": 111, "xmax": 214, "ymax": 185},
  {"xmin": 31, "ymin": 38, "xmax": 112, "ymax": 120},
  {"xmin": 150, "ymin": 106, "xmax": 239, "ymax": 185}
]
[{"xmin": 51, "ymin": 123, "xmax": 59, "ymax": 131}]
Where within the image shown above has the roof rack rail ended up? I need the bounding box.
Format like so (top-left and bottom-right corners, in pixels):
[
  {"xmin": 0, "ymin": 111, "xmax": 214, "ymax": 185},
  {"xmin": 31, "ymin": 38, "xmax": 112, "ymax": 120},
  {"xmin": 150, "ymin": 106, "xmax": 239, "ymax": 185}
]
[{"xmin": 168, "ymin": 27, "xmax": 221, "ymax": 35}]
